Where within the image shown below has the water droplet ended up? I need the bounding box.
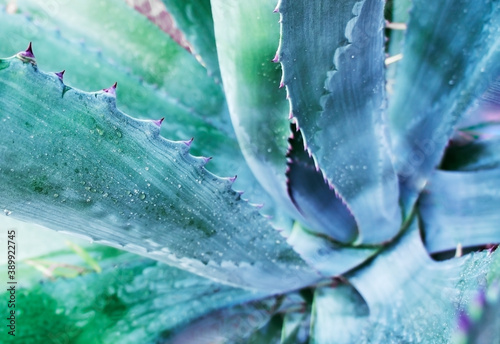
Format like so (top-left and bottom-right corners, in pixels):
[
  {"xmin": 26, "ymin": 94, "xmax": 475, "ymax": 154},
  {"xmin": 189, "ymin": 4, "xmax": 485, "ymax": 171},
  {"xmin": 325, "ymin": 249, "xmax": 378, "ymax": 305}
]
[
  {"xmin": 145, "ymin": 167, "xmax": 149, "ymax": 171},
  {"xmin": 4, "ymin": 209, "xmax": 12, "ymax": 216},
  {"xmin": 178, "ymin": 184, "xmax": 182, "ymax": 188},
  {"xmin": 139, "ymin": 193, "xmax": 146, "ymax": 200},
  {"xmin": 53, "ymin": 193, "xmax": 59, "ymax": 198},
  {"xmin": 448, "ymin": 80, "xmax": 455, "ymax": 86}
]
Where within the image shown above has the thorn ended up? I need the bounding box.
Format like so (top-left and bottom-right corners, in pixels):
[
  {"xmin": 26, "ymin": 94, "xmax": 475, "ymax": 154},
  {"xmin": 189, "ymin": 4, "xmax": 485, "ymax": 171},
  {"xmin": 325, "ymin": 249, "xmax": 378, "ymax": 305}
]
[
  {"xmin": 55, "ymin": 70, "xmax": 65, "ymax": 80},
  {"xmin": 103, "ymin": 82, "xmax": 117, "ymax": 96},
  {"xmin": 288, "ymin": 111, "xmax": 293, "ymax": 120},
  {"xmin": 183, "ymin": 137, "xmax": 194, "ymax": 147},
  {"xmin": 228, "ymin": 175, "xmax": 237, "ymax": 183},
  {"xmin": 272, "ymin": 53, "xmax": 279, "ymax": 63},
  {"xmin": 152, "ymin": 117, "xmax": 164, "ymax": 127},
  {"xmin": 202, "ymin": 156, "xmax": 213, "ymax": 164},
  {"xmin": 252, "ymin": 203, "xmax": 264, "ymax": 209},
  {"xmin": 24, "ymin": 42, "xmax": 35, "ymax": 58},
  {"xmin": 16, "ymin": 42, "xmax": 36, "ymax": 64},
  {"xmin": 279, "ymin": 81, "xmax": 285, "ymax": 88}
]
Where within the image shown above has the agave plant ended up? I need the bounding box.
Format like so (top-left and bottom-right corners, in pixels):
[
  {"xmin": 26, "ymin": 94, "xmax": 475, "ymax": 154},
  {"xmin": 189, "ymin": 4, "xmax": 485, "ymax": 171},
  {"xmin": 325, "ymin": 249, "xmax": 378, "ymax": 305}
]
[{"xmin": 1, "ymin": 0, "xmax": 500, "ymax": 342}]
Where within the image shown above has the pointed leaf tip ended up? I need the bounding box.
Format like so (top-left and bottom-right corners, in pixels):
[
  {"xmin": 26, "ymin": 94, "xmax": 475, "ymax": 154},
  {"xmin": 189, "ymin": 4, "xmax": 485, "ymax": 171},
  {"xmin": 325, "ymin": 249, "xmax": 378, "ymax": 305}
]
[
  {"xmin": 183, "ymin": 137, "xmax": 194, "ymax": 146},
  {"xmin": 279, "ymin": 81, "xmax": 285, "ymax": 88},
  {"xmin": 272, "ymin": 53, "xmax": 279, "ymax": 63},
  {"xmin": 103, "ymin": 82, "xmax": 117, "ymax": 96},
  {"xmin": 55, "ymin": 70, "xmax": 65, "ymax": 80},
  {"xmin": 152, "ymin": 117, "xmax": 165, "ymax": 127},
  {"xmin": 16, "ymin": 42, "xmax": 36, "ymax": 63},
  {"xmin": 24, "ymin": 42, "xmax": 35, "ymax": 58}
]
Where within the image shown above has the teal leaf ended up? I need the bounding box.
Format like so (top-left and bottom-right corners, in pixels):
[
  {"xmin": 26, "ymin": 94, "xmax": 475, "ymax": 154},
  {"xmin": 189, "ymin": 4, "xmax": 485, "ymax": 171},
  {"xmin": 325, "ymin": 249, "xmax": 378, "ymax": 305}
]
[
  {"xmin": 162, "ymin": 297, "xmax": 277, "ymax": 343},
  {"xmin": 280, "ymin": 311, "xmax": 310, "ymax": 344},
  {"xmin": 419, "ymin": 170, "xmax": 500, "ymax": 254},
  {"xmin": 0, "ymin": 2, "xmax": 289, "ymax": 224},
  {"xmin": 345, "ymin": 218, "xmax": 499, "ymax": 343},
  {"xmin": 158, "ymin": 0, "xmax": 221, "ymax": 82},
  {"xmin": 278, "ymin": 0, "xmax": 401, "ymax": 244},
  {"xmin": 286, "ymin": 124, "xmax": 358, "ymax": 244},
  {"xmin": 310, "ymin": 283, "xmax": 369, "ymax": 344},
  {"xmin": 389, "ymin": 0, "xmax": 500, "ymax": 215},
  {"xmin": 287, "ymin": 222, "xmax": 379, "ymax": 277},
  {"xmin": 0, "ymin": 56, "xmax": 319, "ymax": 291},
  {"xmin": 1, "ymin": 246, "xmax": 265, "ymax": 343},
  {"xmin": 210, "ymin": 0, "xmax": 301, "ymax": 220}
]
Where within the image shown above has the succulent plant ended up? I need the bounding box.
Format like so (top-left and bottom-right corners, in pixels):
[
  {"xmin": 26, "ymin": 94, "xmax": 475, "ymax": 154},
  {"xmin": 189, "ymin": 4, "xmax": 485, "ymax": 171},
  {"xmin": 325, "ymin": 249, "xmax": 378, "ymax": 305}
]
[{"xmin": 1, "ymin": 0, "xmax": 499, "ymax": 342}]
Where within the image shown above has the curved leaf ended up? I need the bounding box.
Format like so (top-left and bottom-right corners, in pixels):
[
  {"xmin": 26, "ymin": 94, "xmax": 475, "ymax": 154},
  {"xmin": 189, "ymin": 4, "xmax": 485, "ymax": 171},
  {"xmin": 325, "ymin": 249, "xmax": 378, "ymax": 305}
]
[
  {"xmin": 389, "ymin": 0, "xmax": 500, "ymax": 215},
  {"xmin": 0, "ymin": 55, "xmax": 319, "ymax": 291},
  {"xmin": 0, "ymin": 4, "xmax": 288, "ymax": 223},
  {"xmin": 419, "ymin": 170, "xmax": 500, "ymax": 254},
  {"xmin": 346, "ymin": 218, "xmax": 499, "ymax": 343},
  {"xmin": 278, "ymin": 0, "xmax": 401, "ymax": 244},
  {"xmin": 0, "ymin": 246, "xmax": 264, "ymax": 344},
  {"xmin": 310, "ymin": 283, "xmax": 369, "ymax": 344},
  {"xmin": 158, "ymin": 0, "xmax": 221, "ymax": 82},
  {"xmin": 287, "ymin": 222, "xmax": 379, "ymax": 278},
  {"xmin": 286, "ymin": 124, "xmax": 358, "ymax": 243},
  {"xmin": 210, "ymin": 0, "xmax": 302, "ymax": 220}
]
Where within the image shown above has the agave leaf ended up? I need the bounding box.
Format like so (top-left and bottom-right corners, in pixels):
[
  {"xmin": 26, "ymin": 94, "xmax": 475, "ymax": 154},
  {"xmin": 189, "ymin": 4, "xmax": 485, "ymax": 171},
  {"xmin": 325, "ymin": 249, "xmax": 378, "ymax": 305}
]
[
  {"xmin": 0, "ymin": 56, "xmax": 319, "ymax": 291},
  {"xmin": 0, "ymin": 0, "xmax": 230, "ymax": 148},
  {"xmin": 210, "ymin": 0, "xmax": 302, "ymax": 219},
  {"xmin": 456, "ymin": 78, "xmax": 500, "ymax": 129},
  {"xmin": 286, "ymin": 124, "xmax": 359, "ymax": 243},
  {"xmin": 280, "ymin": 311, "xmax": 310, "ymax": 344},
  {"xmin": 309, "ymin": 283, "xmax": 369, "ymax": 344},
  {"xmin": 389, "ymin": 1, "xmax": 500, "ymax": 215},
  {"xmin": 419, "ymin": 169, "xmax": 500, "ymax": 254},
  {"xmin": 0, "ymin": 246, "xmax": 265, "ymax": 344},
  {"xmin": 278, "ymin": 0, "xmax": 401, "ymax": 244},
  {"xmin": 345, "ymin": 218, "xmax": 499, "ymax": 343},
  {"xmin": 0, "ymin": 5, "xmax": 287, "ymax": 220},
  {"xmin": 287, "ymin": 222, "xmax": 379, "ymax": 277},
  {"xmin": 163, "ymin": 298, "xmax": 278, "ymax": 343},
  {"xmin": 123, "ymin": 0, "xmax": 193, "ymax": 53},
  {"xmin": 157, "ymin": 0, "xmax": 220, "ymax": 82}
]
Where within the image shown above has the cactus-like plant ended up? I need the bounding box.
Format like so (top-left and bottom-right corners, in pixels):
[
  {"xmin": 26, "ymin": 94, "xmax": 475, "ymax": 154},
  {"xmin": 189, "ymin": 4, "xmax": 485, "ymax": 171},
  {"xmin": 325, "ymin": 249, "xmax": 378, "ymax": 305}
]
[{"xmin": 1, "ymin": 0, "xmax": 499, "ymax": 342}]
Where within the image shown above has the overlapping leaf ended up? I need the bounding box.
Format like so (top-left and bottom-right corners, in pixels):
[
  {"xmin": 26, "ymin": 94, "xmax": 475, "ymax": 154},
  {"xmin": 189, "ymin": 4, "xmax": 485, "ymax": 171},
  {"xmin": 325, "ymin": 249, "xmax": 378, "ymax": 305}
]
[
  {"xmin": 0, "ymin": 246, "xmax": 264, "ymax": 343},
  {"xmin": 389, "ymin": 0, "xmax": 500, "ymax": 215},
  {"xmin": 278, "ymin": 0, "xmax": 401, "ymax": 244},
  {"xmin": 419, "ymin": 170, "xmax": 500, "ymax": 254},
  {"xmin": 0, "ymin": 55, "xmax": 319, "ymax": 291}
]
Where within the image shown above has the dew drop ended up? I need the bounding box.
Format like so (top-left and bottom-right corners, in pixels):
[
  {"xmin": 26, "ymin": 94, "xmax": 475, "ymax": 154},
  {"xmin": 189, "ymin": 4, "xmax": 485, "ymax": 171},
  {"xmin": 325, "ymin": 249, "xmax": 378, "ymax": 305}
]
[
  {"xmin": 139, "ymin": 193, "xmax": 146, "ymax": 200},
  {"xmin": 4, "ymin": 209, "xmax": 12, "ymax": 216}
]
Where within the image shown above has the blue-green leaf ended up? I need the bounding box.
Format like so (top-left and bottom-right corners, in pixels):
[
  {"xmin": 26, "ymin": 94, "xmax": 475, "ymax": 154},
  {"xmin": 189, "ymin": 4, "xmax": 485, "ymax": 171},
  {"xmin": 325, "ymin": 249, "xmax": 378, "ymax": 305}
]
[
  {"xmin": 419, "ymin": 170, "xmax": 500, "ymax": 254},
  {"xmin": 287, "ymin": 222, "xmax": 379, "ymax": 277},
  {"xmin": 389, "ymin": 0, "xmax": 500, "ymax": 215},
  {"xmin": 158, "ymin": 0, "xmax": 221, "ymax": 82},
  {"xmin": 286, "ymin": 124, "xmax": 358, "ymax": 244},
  {"xmin": 278, "ymin": 0, "xmax": 401, "ymax": 244},
  {"xmin": 0, "ymin": 1, "xmax": 290, "ymax": 226},
  {"xmin": 310, "ymin": 283, "xmax": 368, "ymax": 344},
  {"xmin": 0, "ymin": 55, "xmax": 319, "ymax": 292},
  {"xmin": 345, "ymin": 218, "xmax": 499, "ymax": 343},
  {"xmin": 210, "ymin": 0, "xmax": 302, "ymax": 221},
  {"xmin": 0, "ymin": 246, "xmax": 264, "ymax": 343}
]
